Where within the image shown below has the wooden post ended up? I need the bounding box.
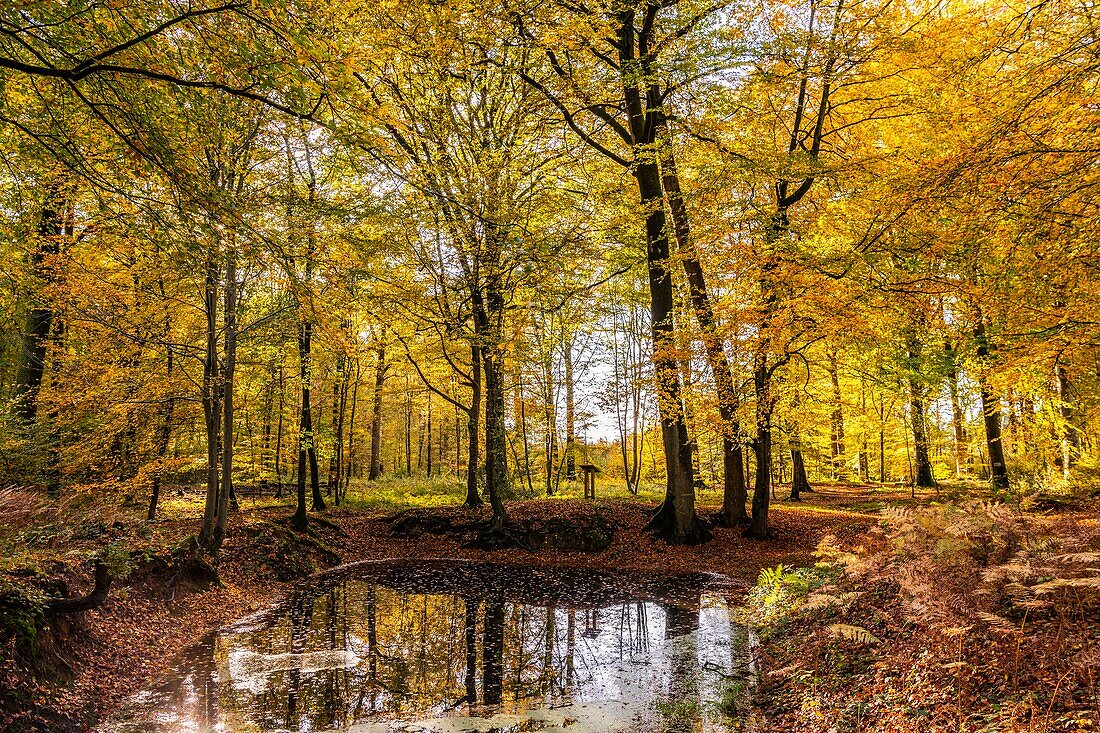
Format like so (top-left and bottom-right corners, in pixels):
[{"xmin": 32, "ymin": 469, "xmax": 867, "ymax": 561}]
[{"xmin": 580, "ymin": 464, "xmax": 599, "ymax": 499}]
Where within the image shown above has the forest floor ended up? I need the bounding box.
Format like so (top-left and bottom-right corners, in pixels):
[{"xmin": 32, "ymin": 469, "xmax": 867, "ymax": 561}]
[{"xmin": 0, "ymin": 479, "xmax": 1096, "ymax": 732}]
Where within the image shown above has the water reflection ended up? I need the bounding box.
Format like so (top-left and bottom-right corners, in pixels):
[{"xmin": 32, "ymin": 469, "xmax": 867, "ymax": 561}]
[{"xmin": 103, "ymin": 561, "xmax": 751, "ymax": 733}]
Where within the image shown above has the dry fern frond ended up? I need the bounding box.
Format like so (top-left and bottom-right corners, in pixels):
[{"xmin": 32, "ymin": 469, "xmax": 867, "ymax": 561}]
[
  {"xmin": 827, "ymin": 624, "xmax": 881, "ymax": 644},
  {"xmin": 942, "ymin": 625, "xmax": 973, "ymax": 637},
  {"xmin": 1033, "ymin": 577, "xmax": 1100, "ymax": 594},
  {"xmin": 802, "ymin": 591, "xmax": 861, "ymax": 612},
  {"xmin": 977, "ymin": 612, "xmax": 1017, "ymax": 631},
  {"xmin": 1054, "ymin": 552, "xmax": 1100, "ymax": 565},
  {"xmin": 802, "ymin": 593, "xmax": 843, "ymax": 611}
]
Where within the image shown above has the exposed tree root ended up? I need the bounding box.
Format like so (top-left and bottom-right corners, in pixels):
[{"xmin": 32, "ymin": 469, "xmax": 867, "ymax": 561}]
[
  {"xmin": 645, "ymin": 501, "xmax": 713, "ymax": 545},
  {"xmin": 45, "ymin": 560, "xmax": 111, "ymax": 614}
]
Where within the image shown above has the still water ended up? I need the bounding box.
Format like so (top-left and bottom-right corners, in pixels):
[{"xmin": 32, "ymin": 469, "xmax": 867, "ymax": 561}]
[{"xmin": 102, "ymin": 560, "xmax": 752, "ymax": 732}]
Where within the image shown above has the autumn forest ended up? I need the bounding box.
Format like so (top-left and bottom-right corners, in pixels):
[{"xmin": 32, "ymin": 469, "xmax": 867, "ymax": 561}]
[{"xmin": 0, "ymin": 1, "xmax": 1098, "ymax": 732}]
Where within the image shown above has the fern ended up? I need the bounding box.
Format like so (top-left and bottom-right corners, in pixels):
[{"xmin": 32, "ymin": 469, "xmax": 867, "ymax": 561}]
[
  {"xmin": 1033, "ymin": 577, "xmax": 1100, "ymax": 594},
  {"xmin": 1054, "ymin": 552, "xmax": 1100, "ymax": 565},
  {"xmin": 827, "ymin": 624, "xmax": 880, "ymax": 644}
]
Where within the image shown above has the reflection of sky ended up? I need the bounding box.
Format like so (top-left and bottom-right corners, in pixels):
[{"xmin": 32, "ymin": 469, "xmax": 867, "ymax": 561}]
[{"xmin": 100, "ymin": 578, "xmax": 749, "ymax": 733}]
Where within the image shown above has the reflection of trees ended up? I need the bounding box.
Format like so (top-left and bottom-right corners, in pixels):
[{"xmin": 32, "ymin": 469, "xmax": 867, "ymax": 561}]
[
  {"xmin": 463, "ymin": 596, "xmax": 478, "ymax": 706},
  {"xmin": 541, "ymin": 606, "xmax": 555, "ymax": 696},
  {"xmin": 482, "ymin": 590, "xmax": 505, "ymax": 705},
  {"xmin": 661, "ymin": 591, "xmax": 701, "ymax": 733},
  {"xmin": 286, "ymin": 594, "xmax": 310, "ymax": 728},
  {"xmin": 128, "ymin": 569, "xmax": 747, "ymax": 732},
  {"xmin": 320, "ymin": 587, "xmax": 346, "ymax": 729},
  {"xmin": 617, "ymin": 602, "xmax": 651, "ymax": 658},
  {"xmin": 566, "ymin": 609, "xmax": 575, "ymax": 687}
]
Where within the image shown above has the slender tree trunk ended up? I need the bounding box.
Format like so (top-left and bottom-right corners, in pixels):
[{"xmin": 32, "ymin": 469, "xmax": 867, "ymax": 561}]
[
  {"xmin": 564, "ymin": 334, "xmax": 576, "ymax": 482},
  {"xmin": 346, "ymin": 356, "xmax": 360, "ymax": 493},
  {"xmin": 1056, "ymin": 364, "xmax": 1079, "ymax": 480},
  {"xmin": 544, "ymin": 345, "xmax": 557, "ymax": 495},
  {"xmin": 858, "ymin": 381, "xmax": 870, "ymax": 481},
  {"xmin": 880, "ymin": 427, "xmax": 886, "ymax": 483},
  {"xmin": 261, "ymin": 359, "xmax": 275, "ymax": 478},
  {"xmin": 465, "ymin": 341, "xmax": 483, "ymax": 507},
  {"xmin": 200, "ymin": 251, "xmax": 222, "ymax": 547},
  {"xmin": 405, "ymin": 376, "xmax": 412, "ymax": 475},
  {"xmin": 905, "ymin": 336, "xmax": 936, "ymax": 488},
  {"xmin": 974, "ymin": 319, "xmax": 1009, "ymax": 491},
  {"xmin": 329, "ymin": 346, "xmax": 348, "ymax": 497},
  {"xmin": 274, "ymin": 362, "xmax": 286, "ymax": 498},
  {"xmin": 148, "ymin": 348, "xmax": 175, "ymax": 521},
  {"xmin": 291, "ymin": 320, "xmax": 312, "ymax": 530},
  {"xmin": 368, "ymin": 341, "xmax": 386, "ymax": 480},
  {"xmin": 945, "ymin": 340, "xmax": 968, "ymax": 478},
  {"xmin": 212, "ymin": 246, "xmax": 237, "ymax": 551},
  {"xmin": 746, "ymin": 207, "xmax": 787, "ymax": 540},
  {"xmin": 299, "ymin": 317, "xmax": 324, "ymax": 512},
  {"xmin": 827, "ymin": 351, "xmax": 847, "ymax": 481},
  {"xmin": 426, "ymin": 392, "xmax": 433, "ymax": 478},
  {"xmin": 517, "ymin": 370, "xmax": 534, "ymax": 494},
  {"xmin": 44, "ymin": 317, "xmax": 64, "ymax": 498},
  {"xmin": 748, "ymin": 359, "xmax": 775, "ymax": 538}
]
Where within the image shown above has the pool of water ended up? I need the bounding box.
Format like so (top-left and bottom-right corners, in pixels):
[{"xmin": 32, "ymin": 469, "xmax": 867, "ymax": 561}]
[{"xmin": 101, "ymin": 560, "xmax": 753, "ymax": 732}]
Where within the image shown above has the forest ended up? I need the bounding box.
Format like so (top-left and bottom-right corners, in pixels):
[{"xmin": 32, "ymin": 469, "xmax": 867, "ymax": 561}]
[{"xmin": 0, "ymin": 0, "xmax": 1097, "ymax": 732}]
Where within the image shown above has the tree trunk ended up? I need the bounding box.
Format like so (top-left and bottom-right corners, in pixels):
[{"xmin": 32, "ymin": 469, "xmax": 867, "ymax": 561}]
[
  {"xmin": 858, "ymin": 381, "xmax": 870, "ymax": 481},
  {"xmin": 633, "ymin": 157, "xmax": 707, "ymax": 544},
  {"xmin": 199, "ymin": 251, "xmax": 222, "ymax": 547},
  {"xmin": 657, "ymin": 124, "xmax": 747, "ymax": 527},
  {"xmin": 299, "ymin": 317, "xmax": 325, "ymax": 513},
  {"xmin": 789, "ymin": 434, "xmax": 811, "ymax": 500},
  {"xmin": 906, "ymin": 338, "xmax": 936, "ymax": 489},
  {"xmin": 600, "ymin": 9, "xmax": 706, "ymax": 544},
  {"xmin": 544, "ymin": 345, "xmax": 557, "ymax": 495},
  {"xmin": 465, "ymin": 341, "xmax": 483, "ymax": 507},
  {"xmin": 426, "ymin": 391, "xmax": 433, "ymax": 478},
  {"xmin": 148, "ymin": 344, "xmax": 175, "ymax": 521},
  {"xmin": 329, "ymin": 345, "xmax": 348, "ymax": 498},
  {"xmin": 827, "ymin": 351, "xmax": 847, "ymax": 481},
  {"xmin": 482, "ymin": 590, "xmax": 505, "ymax": 705},
  {"xmin": 974, "ymin": 319, "xmax": 1009, "ymax": 491},
  {"xmin": 405, "ymin": 376, "xmax": 413, "ymax": 475},
  {"xmin": 517, "ymin": 369, "xmax": 534, "ymax": 494},
  {"xmin": 291, "ymin": 320, "xmax": 312, "ymax": 530},
  {"xmin": 275, "ymin": 362, "xmax": 286, "ymax": 498},
  {"xmin": 879, "ymin": 424, "xmax": 886, "ymax": 483},
  {"xmin": 747, "ymin": 360, "xmax": 775, "ymax": 538},
  {"xmin": 681, "ymin": 360, "xmax": 706, "ymax": 491},
  {"xmin": 481, "ymin": 345, "xmax": 509, "ymax": 529},
  {"xmin": 213, "ymin": 246, "xmax": 237, "ymax": 552},
  {"xmin": 369, "ymin": 341, "xmax": 386, "ymax": 480},
  {"xmin": 346, "ymin": 356, "xmax": 360, "ymax": 493},
  {"xmin": 1056, "ymin": 364, "xmax": 1078, "ymax": 480},
  {"xmin": 945, "ymin": 340, "xmax": 968, "ymax": 478},
  {"xmin": 564, "ymin": 334, "xmax": 576, "ymax": 482}
]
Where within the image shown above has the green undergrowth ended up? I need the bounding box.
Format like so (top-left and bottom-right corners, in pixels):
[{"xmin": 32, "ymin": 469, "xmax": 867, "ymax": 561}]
[{"xmin": 336, "ymin": 474, "xmax": 674, "ymax": 511}]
